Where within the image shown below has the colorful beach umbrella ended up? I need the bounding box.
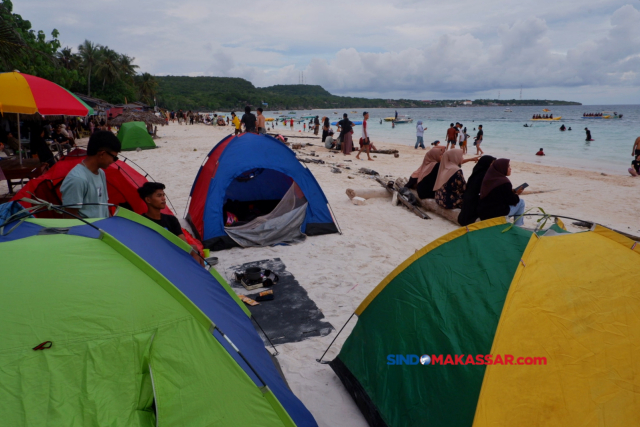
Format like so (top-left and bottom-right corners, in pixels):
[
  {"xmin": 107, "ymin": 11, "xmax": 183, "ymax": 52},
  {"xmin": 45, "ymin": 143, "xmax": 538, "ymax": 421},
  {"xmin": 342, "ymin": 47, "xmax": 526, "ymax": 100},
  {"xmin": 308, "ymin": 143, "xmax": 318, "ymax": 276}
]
[
  {"xmin": 0, "ymin": 71, "xmax": 90, "ymax": 116},
  {"xmin": 329, "ymin": 218, "xmax": 640, "ymax": 427}
]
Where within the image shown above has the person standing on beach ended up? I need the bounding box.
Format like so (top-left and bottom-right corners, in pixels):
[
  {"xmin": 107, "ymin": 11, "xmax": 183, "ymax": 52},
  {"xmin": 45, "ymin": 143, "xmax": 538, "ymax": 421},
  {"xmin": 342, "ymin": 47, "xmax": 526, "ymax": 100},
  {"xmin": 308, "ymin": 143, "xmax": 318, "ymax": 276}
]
[
  {"xmin": 461, "ymin": 126, "xmax": 469, "ymax": 154},
  {"xmin": 446, "ymin": 123, "xmax": 457, "ymax": 150},
  {"xmin": 241, "ymin": 106, "xmax": 257, "ymax": 133},
  {"xmin": 356, "ymin": 112, "xmax": 373, "ymax": 161},
  {"xmin": 290, "ymin": 118, "xmax": 294, "ymax": 130},
  {"xmin": 457, "ymin": 123, "xmax": 465, "ymax": 152},
  {"xmin": 632, "ymin": 136, "xmax": 640, "ymax": 157},
  {"xmin": 256, "ymin": 108, "xmax": 266, "ymax": 134},
  {"xmin": 338, "ymin": 113, "xmax": 354, "ymax": 155},
  {"xmin": 415, "ymin": 121, "xmax": 426, "ymax": 149},
  {"xmin": 314, "ymin": 116, "xmax": 320, "ymax": 135},
  {"xmin": 585, "ymin": 127, "xmax": 592, "ymax": 141},
  {"xmin": 474, "ymin": 125, "xmax": 484, "ymax": 155},
  {"xmin": 231, "ymin": 112, "xmax": 241, "ymax": 135}
]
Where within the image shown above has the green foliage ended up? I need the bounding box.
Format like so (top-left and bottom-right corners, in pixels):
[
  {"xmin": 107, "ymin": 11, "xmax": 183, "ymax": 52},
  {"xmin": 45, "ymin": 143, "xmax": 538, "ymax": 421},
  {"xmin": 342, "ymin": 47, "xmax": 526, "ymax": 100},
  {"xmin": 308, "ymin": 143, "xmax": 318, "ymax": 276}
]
[
  {"xmin": 0, "ymin": 2, "xmax": 149, "ymax": 105},
  {"xmin": 154, "ymin": 76, "xmax": 428, "ymax": 110}
]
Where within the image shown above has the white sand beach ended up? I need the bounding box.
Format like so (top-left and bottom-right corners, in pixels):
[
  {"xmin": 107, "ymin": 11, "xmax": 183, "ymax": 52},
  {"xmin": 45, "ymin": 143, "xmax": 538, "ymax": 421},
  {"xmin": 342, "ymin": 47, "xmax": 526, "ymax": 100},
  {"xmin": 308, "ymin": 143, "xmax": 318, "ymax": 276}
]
[
  {"xmin": 3, "ymin": 123, "xmax": 637, "ymax": 427},
  {"xmin": 114, "ymin": 123, "xmax": 638, "ymax": 426}
]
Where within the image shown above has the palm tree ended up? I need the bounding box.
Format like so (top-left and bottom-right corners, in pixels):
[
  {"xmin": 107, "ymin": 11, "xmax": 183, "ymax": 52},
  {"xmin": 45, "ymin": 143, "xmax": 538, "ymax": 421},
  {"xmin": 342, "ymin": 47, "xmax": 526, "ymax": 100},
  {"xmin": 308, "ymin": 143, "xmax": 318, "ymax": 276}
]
[
  {"xmin": 0, "ymin": 7, "xmax": 30, "ymax": 70},
  {"xmin": 78, "ymin": 39, "xmax": 99, "ymax": 96},
  {"xmin": 56, "ymin": 46, "xmax": 80, "ymax": 70},
  {"xmin": 136, "ymin": 72, "xmax": 158, "ymax": 105},
  {"xmin": 117, "ymin": 54, "xmax": 138, "ymax": 81},
  {"xmin": 94, "ymin": 46, "xmax": 120, "ymax": 91}
]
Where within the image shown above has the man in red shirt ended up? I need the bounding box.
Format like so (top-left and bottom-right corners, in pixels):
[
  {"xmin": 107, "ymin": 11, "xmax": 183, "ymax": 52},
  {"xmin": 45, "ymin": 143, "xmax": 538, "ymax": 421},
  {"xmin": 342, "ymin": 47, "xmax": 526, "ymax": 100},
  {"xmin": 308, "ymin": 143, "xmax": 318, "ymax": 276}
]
[
  {"xmin": 446, "ymin": 123, "xmax": 457, "ymax": 150},
  {"xmin": 290, "ymin": 118, "xmax": 294, "ymax": 130}
]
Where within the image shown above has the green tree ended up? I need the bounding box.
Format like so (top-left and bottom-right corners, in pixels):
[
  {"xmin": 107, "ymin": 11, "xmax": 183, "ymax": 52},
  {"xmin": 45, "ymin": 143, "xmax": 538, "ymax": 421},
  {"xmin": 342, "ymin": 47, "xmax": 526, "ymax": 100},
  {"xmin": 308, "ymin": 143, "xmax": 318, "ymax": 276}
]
[
  {"xmin": 78, "ymin": 39, "xmax": 99, "ymax": 96},
  {"xmin": 136, "ymin": 72, "xmax": 158, "ymax": 105}
]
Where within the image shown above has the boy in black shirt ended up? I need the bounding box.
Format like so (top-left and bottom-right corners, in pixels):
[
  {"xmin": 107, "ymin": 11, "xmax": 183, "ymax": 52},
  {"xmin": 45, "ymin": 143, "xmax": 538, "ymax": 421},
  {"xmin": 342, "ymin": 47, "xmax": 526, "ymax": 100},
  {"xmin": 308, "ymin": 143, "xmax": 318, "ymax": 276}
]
[
  {"xmin": 241, "ymin": 105, "xmax": 257, "ymax": 133},
  {"xmin": 137, "ymin": 182, "xmax": 204, "ymax": 265},
  {"xmin": 138, "ymin": 182, "xmax": 184, "ymax": 237}
]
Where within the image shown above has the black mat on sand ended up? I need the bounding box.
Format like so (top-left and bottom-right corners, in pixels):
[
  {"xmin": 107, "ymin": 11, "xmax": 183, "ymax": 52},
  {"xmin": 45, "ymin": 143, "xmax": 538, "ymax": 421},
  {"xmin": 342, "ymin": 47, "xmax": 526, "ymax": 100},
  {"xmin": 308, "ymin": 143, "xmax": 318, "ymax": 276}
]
[{"xmin": 228, "ymin": 258, "xmax": 334, "ymax": 345}]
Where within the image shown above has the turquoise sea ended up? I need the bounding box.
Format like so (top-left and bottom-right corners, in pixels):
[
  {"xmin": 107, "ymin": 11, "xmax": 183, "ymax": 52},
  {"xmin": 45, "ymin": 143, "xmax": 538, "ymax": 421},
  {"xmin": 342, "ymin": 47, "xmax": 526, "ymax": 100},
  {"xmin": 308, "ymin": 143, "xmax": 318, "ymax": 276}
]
[{"xmin": 269, "ymin": 105, "xmax": 639, "ymax": 175}]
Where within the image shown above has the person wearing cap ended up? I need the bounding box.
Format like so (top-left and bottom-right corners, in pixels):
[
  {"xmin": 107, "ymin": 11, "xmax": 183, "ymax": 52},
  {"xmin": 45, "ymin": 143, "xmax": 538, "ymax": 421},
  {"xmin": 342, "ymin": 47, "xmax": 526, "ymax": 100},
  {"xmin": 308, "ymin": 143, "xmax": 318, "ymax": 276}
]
[{"xmin": 356, "ymin": 112, "xmax": 373, "ymax": 161}]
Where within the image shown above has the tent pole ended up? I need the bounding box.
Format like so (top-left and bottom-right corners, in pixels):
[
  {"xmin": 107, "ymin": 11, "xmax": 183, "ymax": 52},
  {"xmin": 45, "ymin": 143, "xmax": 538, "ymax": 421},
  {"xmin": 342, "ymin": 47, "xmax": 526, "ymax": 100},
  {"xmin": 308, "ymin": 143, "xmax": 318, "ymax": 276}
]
[{"xmin": 17, "ymin": 113, "xmax": 22, "ymax": 166}]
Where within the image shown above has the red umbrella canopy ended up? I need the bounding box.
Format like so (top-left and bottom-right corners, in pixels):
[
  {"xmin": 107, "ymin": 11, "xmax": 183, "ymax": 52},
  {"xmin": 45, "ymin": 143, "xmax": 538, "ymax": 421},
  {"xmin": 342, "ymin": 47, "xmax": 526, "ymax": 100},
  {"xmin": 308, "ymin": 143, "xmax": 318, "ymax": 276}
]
[{"xmin": 0, "ymin": 71, "xmax": 89, "ymax": 116}]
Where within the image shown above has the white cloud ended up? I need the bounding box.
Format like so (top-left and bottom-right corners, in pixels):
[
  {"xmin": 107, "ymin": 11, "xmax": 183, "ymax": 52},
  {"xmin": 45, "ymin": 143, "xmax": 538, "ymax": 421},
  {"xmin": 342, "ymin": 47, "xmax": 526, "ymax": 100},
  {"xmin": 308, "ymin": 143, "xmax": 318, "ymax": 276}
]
[{"xmin": 12, "ymin": 0, "xmax": 640, "ymax": 103}]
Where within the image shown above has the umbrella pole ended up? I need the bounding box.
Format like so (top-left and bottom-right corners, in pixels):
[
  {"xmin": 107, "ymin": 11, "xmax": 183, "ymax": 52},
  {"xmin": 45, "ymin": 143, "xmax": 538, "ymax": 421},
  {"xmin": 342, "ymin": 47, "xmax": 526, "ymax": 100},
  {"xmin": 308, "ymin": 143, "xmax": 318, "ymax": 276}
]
[{"xmin": 17, "ymin": 113, "xmax": 22, "ymax": 166}]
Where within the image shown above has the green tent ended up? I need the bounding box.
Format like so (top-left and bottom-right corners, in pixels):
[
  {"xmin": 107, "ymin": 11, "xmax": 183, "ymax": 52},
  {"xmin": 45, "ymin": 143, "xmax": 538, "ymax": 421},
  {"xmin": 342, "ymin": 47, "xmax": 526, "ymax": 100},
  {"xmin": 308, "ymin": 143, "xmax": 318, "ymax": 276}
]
[
  {"xmin": 117, "ymin": 121, "xmax": 157, "ymax": 151},
  {"xmin": 0, "ymin": 209, "xmax": 317, "ymax": 426}
]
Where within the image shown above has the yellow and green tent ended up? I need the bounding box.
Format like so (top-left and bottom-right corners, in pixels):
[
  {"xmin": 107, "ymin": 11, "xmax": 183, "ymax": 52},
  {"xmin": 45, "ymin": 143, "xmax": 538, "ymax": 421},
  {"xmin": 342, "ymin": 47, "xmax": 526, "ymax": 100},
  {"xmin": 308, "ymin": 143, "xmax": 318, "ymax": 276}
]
[{"xmin": 330, "ymin": 217, "xmax": 640, "ymax": 427}]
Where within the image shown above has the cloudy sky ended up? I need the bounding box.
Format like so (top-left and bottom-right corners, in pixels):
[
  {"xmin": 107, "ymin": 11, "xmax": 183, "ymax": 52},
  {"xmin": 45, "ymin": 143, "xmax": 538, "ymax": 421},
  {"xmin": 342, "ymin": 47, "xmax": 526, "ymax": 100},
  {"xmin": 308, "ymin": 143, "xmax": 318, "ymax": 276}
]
[{"xmin": 15, "ymin": 0, "xmax": 640, "ymax": 104}]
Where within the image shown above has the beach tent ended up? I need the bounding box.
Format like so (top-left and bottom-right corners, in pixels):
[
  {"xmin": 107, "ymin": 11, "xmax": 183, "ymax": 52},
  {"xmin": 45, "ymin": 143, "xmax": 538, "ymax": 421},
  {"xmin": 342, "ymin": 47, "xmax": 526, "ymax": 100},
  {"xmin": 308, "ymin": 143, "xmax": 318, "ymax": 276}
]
[
  {"xmin": 0, "ymin": 209, "xmax": 317, "ymax": 427},
  {"xmin": 330, "ymin": 218, "xmax": 640, "ymax": 427},
  {"xmin": 117, "ymin": 121, "xmax": 157, "ymax": 151},
  {"xmin": 187, "ymin": 133, "xmax": 339, "ymax": 250},
  {"xmin": 11, "ymin": 149, "xmax": 168, "ymax": 217}
]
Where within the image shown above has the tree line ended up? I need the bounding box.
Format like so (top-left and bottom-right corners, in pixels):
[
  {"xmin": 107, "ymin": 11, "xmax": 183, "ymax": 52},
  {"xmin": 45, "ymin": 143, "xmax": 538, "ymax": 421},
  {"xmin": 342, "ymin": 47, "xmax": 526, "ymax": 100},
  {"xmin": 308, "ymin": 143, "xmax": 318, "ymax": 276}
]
[{"xmin": 0, "ymin": 0, "xmax": 157, "ymax": 105}]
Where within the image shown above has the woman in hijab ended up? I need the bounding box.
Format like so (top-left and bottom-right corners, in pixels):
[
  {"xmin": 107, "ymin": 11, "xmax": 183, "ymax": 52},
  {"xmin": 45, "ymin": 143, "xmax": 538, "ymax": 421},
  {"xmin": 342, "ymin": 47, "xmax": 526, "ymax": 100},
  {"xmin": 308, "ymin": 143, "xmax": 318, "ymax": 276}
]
[
  {"xmin": 322, "ymin": 117, "xmax": 330, "ymax": 143},
  {"xmin": 415, "ymin": 121, "xmax": 426, "ymax": 149},
  {"xmin": 406, "ymin": 146, "xmax": 445, "ymax": 199},
  {"xmin": 433, "ymin": 149, "xmax": 478, "ymax": 209},
  {"xmin": 477, "ymin": 158, "xmax": 526, "ymax": 226},
  {"xmin": 458, "ymin": 155, "xmax": 496, "ymax": 225}
]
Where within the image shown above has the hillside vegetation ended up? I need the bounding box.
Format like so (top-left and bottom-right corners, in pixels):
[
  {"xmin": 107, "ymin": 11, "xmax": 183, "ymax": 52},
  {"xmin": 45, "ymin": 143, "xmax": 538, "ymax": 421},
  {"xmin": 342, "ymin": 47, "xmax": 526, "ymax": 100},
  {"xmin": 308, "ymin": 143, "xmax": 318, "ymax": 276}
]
[{"xmin": 155, "ymin": 76, "xmax": 581, "ymax": 110}]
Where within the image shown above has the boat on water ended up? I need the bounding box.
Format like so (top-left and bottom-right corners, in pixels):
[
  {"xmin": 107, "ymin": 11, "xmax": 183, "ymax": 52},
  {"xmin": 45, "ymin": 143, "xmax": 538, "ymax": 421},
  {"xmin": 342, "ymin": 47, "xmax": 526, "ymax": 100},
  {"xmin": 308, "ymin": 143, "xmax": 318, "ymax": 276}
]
[
  {"xmin": 531, "ymin": 116, "xmax": 562, "ymax": 121},
  {"xmin": 393, "ymin": 115, "xmax": 414, "ymax": 124},
  {"xmin": 301, "ymin": 115, "xmax": 316, "ymax": 119},
  {"xmin": 351, "ymin": 111, "xmax": 357, "ymax": 113},
  {"xmin": 542, "ymin": 108, "xmax": 550, "ymax": 112},
  {"xmin": 504, "ymin": 108, "xmax": 513, "ymax": 112},
  {"xmin": 288, "ymin": 111, "xmax": 296, "ymax": 114},
  {"xmin": 582, "ymin": 111, "xmax": 623, "ymax": 119},
  {"xmin": 383, "ymin": 117, "xmax": 395, "ymax": 122}
]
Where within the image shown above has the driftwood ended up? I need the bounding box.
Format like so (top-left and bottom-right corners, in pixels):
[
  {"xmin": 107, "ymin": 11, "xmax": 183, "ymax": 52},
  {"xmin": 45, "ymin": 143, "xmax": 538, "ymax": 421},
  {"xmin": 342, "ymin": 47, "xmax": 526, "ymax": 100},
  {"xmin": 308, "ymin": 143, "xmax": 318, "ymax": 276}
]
[
  {"xmin": 376, "ymin": 176, "xmax": 430, "ymax": 220},
  {"xmin": 268, "ymin": 133, "xmax": 319, "ymax": 139},
  {"xmin": 370, "ymin": 149, "xmax": 399, "ymax": 155},
  {"xmin": 346, "ymin": 188, "xmax": 391, "ymax": 200},
  {"xmin": 521, "ymin": 189, "xmax": 559, "ymax": 195},
  {"xmin": 395, "ymin": 177, "xmax": 460, "ymax": 225}
]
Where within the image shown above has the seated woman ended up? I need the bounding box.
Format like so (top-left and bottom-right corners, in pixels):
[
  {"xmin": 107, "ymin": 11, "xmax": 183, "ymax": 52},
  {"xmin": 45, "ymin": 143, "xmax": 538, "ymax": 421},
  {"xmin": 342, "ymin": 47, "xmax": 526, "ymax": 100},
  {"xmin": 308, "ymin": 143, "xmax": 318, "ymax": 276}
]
[
  {"xmin": 406, "ymin": 146, "xmax": 445, "ymax": 199},
  {"xmin": 457, "ymin": 155, "xmax": 495, "ymax": 225},
  {"xmin": 477, "ymin": 158, "xmax": 526, "ymax": 226},
  {"xmin": 434, "ymin": 149, "xmax": 477, "ymax": 209}
]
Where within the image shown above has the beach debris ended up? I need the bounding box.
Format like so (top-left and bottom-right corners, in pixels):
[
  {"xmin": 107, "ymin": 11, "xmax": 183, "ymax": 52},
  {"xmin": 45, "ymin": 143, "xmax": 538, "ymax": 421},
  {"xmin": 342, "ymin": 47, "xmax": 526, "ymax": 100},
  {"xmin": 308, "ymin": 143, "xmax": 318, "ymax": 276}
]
[
  {"xmin": 370, "ymin": 149, "xmax": 399, "ymax": 155},
  {"xmin": 394, "ymin": 153, "xmax": 400, "ymax": 158},
  {"xmin": 348, "ymin": 176, "xmax": 354, "ymax": 179},
  {"xmin": 331, "ymin": 167, "xmax": 342, "ymax": 173},
  {"xmin": 238, "ymin": 295, "xmax": 259, "ymax": 306},
  {"xmin": 351, "ymin": 196, "xmax": 367, "ymax": 206},
  {"xmin": 298, "ymin": 157, "xmax": 324, "ymax": 164},
  {"xmin": 358, "ymin": 168, "xmax": 379, "ymax": 176},
  {"xmin": 601, "ymin": 173, "xmax": 608, "ymax": 176},
  {"xmin": 375, "ymin": 176, "xmax": 430, "ymax": 220},
  {"xmin": 292, "ymin": 143, "xmax": 302, "ymax": 149},
  {"xmin": 346, "ymin": 188, "xmax": 391, "ymax": 200}
]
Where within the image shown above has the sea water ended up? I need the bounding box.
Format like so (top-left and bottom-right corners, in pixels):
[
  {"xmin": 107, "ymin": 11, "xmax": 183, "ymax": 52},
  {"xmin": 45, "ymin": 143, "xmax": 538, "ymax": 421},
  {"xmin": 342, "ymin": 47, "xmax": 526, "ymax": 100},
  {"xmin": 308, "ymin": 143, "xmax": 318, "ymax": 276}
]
[{"xmin": 282, "ymin": 105, "xmax": 639, "ymax": 175}]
